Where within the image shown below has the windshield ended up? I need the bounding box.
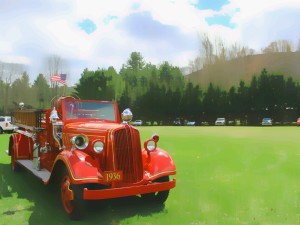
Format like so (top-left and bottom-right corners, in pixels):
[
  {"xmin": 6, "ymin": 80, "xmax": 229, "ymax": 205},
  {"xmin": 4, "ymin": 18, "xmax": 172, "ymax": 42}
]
[
  {"xmin": 64, "ymin": 100, "xmax": 116, "ymax": 121},
  {"xmin": 263, "ymin": 118, "xmax": 271, "ymax": 121}
]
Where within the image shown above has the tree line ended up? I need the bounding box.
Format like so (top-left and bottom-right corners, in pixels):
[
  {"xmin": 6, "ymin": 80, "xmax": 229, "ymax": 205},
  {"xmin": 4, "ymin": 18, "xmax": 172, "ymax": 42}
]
[
  {"xmin": 1, "ymin": 51, "xmax": 300, "ymax": 126},
  {"xmin": 74, "ymin": 52, "xmax": 300, "ymax": 125}
]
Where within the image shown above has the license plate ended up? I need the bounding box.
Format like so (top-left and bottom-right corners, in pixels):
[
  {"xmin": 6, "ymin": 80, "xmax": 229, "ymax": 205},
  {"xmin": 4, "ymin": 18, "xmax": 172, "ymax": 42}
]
[{"xmin": 104, "ymin": 171, "xmax": 123, "ymax": 182}]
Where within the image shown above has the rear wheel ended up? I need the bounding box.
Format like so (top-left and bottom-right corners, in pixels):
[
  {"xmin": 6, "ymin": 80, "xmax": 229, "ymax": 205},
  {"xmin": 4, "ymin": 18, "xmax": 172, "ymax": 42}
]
[
  {"xmin": 141, "ymin": 176, "xmax": 170, "ymax": 204},
  {"xmin": 60, "ymin": 169, "xmax": 84, "ymax": 220},
  {"xmin": 0, "ymin": 127, "xmax": 3, "ymax": 134}
]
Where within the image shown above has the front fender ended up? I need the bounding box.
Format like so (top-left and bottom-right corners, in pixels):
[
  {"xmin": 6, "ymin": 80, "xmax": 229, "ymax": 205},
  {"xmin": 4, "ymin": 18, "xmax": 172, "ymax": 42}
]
[
  {"xmin": 142, "ymin": 148, "xmax": 176, "ymax": 180},
  {"xmin": 54, "ymin": 150, "xmax": 100, "ymax": 184}
]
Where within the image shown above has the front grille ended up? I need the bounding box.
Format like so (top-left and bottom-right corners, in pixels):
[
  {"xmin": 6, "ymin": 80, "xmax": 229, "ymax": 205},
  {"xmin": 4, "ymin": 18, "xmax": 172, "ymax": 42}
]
[{"xmin": 114, "ymin": 126, "xmax": 143, "ymax": 183}]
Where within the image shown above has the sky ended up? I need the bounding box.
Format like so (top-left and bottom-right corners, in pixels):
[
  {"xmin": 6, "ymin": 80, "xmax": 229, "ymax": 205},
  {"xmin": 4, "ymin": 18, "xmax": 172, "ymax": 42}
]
[{"xmin": 0, "ymin": 0, "xmax": 300, "ymax": 85}]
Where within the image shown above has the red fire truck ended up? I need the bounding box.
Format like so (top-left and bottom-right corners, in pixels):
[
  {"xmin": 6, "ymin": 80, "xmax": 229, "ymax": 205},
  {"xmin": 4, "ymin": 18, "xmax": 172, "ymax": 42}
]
[{"xmin": 7, "ymin": 96, "xmax": 176, "ymax": 219}]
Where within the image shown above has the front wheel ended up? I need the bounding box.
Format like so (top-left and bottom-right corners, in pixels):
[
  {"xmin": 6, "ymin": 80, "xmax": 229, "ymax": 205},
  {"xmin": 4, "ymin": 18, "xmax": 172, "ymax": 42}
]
[
  {"xmin": 141, "ymin": 176, "xmax": 170, "ymax": 204},
  {"xmin": 60, "ymin": 169, "xmax": 84, "ymax": 220}
]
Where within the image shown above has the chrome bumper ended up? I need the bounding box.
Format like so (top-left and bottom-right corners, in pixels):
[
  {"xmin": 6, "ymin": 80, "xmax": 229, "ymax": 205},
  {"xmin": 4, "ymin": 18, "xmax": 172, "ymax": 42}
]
[{"xmin": 83, "ymin": 178, "xmax": 176, "ymax": 200}]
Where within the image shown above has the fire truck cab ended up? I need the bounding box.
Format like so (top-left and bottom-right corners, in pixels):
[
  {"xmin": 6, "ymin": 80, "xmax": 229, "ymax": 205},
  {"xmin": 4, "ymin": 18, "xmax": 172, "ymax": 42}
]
[{"xmin": 7, "ymin": 96, "xmax": 176, "ymax": 219}]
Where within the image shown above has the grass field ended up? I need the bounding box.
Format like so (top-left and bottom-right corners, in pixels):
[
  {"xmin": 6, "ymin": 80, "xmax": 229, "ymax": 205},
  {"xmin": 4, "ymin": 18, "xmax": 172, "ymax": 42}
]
[{"xmin": 1, "ymin": 126, "xmax": 300, "ymax": 225}]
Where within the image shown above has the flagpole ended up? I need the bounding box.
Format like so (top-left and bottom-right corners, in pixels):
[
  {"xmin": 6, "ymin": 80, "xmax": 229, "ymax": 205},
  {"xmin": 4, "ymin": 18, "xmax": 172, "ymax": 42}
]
[
  {"xmin": 63, "ymin": 84, "xmax": 66, "ymax": 96},
  {"xmin": 51, "ymin": 78, "xmax": 54, "ymax": 102},
  {"xmin": 55, "ymin": 81, "xmax": 58, "ymax": 98}
]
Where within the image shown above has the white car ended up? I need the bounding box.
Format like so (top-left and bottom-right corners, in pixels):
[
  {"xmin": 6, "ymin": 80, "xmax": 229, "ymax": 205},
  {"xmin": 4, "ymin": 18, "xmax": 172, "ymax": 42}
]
[
  {"xmin": 262, "ymin": 118, "xmax": 272, "ymax": 126},
  {"xmin": 0, "ymin": 116, "xmax": 16, "ymax": 134},
  {"xmin": 215, "ymin": 118, "xmax": 226, "ymax": 126},
  {"xmin": 186, "ymin": 121, "xmax": 196, "ymax": 126},
  {"xmin": 132, "ymin": 120, "xmax": 143, "ymax": 126}
]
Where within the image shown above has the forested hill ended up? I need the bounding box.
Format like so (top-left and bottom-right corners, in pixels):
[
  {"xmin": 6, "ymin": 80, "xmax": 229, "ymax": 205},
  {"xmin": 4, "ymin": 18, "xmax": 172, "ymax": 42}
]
[{"xmin": 186, "ymin": 51, "xmax": 300, "ymax": 89}]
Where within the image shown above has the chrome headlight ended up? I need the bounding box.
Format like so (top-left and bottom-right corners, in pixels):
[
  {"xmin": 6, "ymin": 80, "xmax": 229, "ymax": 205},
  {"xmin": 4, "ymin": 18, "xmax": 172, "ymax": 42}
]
[
  {"xmin": 71, "ymin": 134, "xmax": 89, "ymax": 150},
  {"xmin": 93, "ymin": 141, "xmax": 104, "ymax": 154}
]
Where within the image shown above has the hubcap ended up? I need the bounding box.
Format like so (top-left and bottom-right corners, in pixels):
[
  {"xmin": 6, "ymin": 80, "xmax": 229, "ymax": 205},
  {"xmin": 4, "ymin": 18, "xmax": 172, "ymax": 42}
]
[{"xmin": 61, "ymin": 176, "xmax": 74, "ymax": 214}]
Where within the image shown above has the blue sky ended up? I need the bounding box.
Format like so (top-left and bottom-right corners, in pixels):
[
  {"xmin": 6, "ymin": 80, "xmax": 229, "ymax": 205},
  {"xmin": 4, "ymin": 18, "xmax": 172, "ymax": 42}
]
[
  {"xmin": 193, "ymin": 0, "xmax": 229, "ymax": 10},
  {"xmin": 206, "ymin": 15, "xmax": 235, "ymax": 28},
  {"xmin": 78, "ymin": 19, "xmax": 97, "ymax": 34},
  {"xmin": 0, "ymin": 0, "xmax": 300, "ymax": 85}
]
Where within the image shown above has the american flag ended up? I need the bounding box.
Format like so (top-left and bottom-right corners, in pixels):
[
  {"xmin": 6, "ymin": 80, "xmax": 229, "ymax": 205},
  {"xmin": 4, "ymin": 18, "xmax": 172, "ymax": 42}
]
[{"xmin": 51, "ymin": 74, "xmax": 67, "ymax": 85}]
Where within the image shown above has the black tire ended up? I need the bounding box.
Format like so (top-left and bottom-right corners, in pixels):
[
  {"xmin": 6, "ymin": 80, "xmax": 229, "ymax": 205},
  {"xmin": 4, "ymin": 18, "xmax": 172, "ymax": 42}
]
[
  {"xmin": 60, "ymin": 168, "xmax": 85, "ymax": 220},
  {"xmin": 0, "ymin": 127, "xmax": 3, "ymax": 134},
  {"xmin": 141, "ymin": 176, "xmax": 170, "ymax": 204}
]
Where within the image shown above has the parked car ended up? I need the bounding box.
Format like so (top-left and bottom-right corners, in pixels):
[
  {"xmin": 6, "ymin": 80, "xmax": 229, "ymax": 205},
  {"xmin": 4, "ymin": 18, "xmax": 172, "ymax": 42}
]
[
  {"xmin": 215, "ymin": 118, "xmax": 226, "ymax": 126},
  {"xmin": 0, "ymin": 116, "xmax": 16, "ymax": 134},
  {"xmin": 297, "ymin": 118, "xmax": 300, "ymax": 126},
  {"xmin": 132, "ymin": 120, "xmax": 143, "ymax": 126},
  {"xmin": 262, "ymin": 118, "xmax": 272, "ymax": 126},
  {"xmin": 173, "ymin": 118, "xmax": 182, "ymax": 126},
  {"xmin": 186, "ymin": 121, "xmax": 196, "ymax": 126}
]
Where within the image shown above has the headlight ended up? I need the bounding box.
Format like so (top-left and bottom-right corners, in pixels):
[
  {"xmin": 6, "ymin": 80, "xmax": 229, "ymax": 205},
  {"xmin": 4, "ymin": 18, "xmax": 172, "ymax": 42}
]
[
  {"xmin": 93, "ymin": 141, "xmax": 104, "ymax": 154},
  {"xmin": 71, "ymin": 134, "xmax": 89, "ymax": 150}
]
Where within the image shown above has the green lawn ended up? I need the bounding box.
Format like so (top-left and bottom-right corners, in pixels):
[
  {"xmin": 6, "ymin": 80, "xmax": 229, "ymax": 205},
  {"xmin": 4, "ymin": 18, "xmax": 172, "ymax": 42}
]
[{"xmin": 1, "ymin": 127, "xmax": 300, "ymax": 224}]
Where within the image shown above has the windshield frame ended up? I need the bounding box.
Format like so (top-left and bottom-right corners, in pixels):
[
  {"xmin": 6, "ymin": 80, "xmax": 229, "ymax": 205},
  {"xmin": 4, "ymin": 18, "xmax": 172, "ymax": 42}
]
[{"xmin": 61, "ymin": 98, "xmax": 120, "ymax": 123}]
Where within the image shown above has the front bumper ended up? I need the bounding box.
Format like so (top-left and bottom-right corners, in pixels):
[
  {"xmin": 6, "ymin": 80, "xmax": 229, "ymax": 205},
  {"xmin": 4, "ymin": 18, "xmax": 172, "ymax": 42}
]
[{"xmin": 83, "ymin": 178, "xmax": 176, "ymax": 200}]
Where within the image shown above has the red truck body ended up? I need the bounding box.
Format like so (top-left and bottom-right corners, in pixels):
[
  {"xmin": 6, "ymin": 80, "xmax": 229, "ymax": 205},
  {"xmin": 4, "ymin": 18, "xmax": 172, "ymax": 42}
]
[{"xmin": 7, "ymin": 96, "xmax": 176, "ymax": 219}]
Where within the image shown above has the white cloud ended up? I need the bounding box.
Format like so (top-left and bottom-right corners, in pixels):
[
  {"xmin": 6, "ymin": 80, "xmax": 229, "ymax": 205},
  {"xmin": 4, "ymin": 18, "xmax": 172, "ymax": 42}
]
[
  {"xmin": 0, "ymin": 41, "xmax": 13, "ymax": 53},
  {"xmin": 0, "ymin": 55, "xmax": 31, "ymax": 64},
  {"xmin": 230, "ymin": 0, "xmax": 300, "ymax": 49},
  {"xmin": 0, "ymin": 0, "xmax": 300, "ymax": 85}
]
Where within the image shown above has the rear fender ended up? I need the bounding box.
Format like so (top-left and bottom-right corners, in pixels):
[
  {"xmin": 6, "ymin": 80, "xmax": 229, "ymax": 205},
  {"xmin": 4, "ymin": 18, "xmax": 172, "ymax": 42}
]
[
  {"xmin": 142, "ymin": 148, "xmax": 176, "ymax": 180},
  {"xmin": 53, "ymin": 150, "xmax": 100, "ymax": 184},
  {"xmin": 9, "ymin": 133, "xmax": 32, "ymax": 159}
]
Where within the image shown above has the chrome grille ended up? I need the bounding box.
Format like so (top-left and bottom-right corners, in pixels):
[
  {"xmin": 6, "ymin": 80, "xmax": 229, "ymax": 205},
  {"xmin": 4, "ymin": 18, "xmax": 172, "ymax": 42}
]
[{"xmin": 114, "ymin": 126, "xmax": 143, "ymax": 183}]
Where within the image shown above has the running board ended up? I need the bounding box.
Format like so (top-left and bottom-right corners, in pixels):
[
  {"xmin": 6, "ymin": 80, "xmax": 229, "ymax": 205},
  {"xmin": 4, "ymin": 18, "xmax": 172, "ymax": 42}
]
[{"xmin": 16, "ymin": 160, "xmax": 51, "ymax": 183}]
